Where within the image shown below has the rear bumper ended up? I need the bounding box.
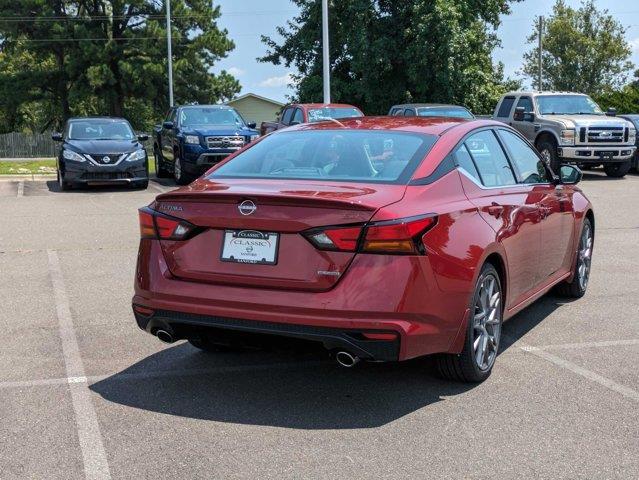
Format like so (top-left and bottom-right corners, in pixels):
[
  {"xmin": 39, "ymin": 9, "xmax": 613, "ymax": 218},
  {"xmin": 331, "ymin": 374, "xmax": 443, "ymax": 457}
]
[
  {"xmin": 133, "ymin": 308, "xmax": 400, "ymax": 361},
  {"xmin": 133, "ymin": 240, "xmax": 474, "ymax": 361},
  {"xmin": 559, "ymin": 145, "xmax": 635, "ymax": 162}
]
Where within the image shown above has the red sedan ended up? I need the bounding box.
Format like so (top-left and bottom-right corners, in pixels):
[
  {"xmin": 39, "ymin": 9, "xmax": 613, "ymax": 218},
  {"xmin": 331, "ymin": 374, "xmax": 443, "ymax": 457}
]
[{"xmin": 133, "ymin": 117, "xmax": 594, "ymax": 382}]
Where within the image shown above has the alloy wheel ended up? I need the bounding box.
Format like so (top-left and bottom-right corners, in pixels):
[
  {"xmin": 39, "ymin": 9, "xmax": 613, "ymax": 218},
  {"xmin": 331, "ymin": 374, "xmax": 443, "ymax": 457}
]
[
  {"xmin": 540, "ymin": 148, "xmax": 552, "ymax": 165},
  {"xmin": 472, "ymin": 274, "xmax": 501, "ymax": 371},
  {"xmin": 577, "ymin": 222, "xmax": 593, "ymax": 291}
]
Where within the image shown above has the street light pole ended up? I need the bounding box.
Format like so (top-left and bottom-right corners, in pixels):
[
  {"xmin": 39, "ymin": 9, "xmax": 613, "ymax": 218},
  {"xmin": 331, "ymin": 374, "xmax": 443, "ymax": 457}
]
[
  {"xmin": 321, "ymin": 0, "xmax": 331, "ymax": 104},
  {"xmin": 166, "ymin": 0, "xmax": 174, "ymax": 107},
  {"xmin": 538, "ymin": 15, "xmax": 543, "ymax": 92}
]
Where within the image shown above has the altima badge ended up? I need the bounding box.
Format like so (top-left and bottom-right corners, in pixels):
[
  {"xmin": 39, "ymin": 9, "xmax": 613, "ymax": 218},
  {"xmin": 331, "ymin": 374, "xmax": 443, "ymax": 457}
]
[{"xmin": 238, "ymin": 200, "xmax": 257, "ymax": 215}]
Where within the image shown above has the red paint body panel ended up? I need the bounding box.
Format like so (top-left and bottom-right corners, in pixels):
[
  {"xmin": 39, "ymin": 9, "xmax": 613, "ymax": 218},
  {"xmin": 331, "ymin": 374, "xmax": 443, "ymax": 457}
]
[{"xmin": 133, "ymin": 118, "xmax": 593, "ymax": 361}]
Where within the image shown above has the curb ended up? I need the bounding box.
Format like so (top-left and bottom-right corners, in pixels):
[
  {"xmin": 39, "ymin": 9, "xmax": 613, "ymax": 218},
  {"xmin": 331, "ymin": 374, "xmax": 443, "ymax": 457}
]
[{"xmin": 0, "ymin": 174, "xmax": 56, "ymax": 181}]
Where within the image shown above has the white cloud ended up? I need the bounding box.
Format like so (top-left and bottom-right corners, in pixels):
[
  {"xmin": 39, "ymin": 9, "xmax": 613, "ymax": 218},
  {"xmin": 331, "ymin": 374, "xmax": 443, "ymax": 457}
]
[
  {"xmin": 226, "ymin": 67, "xmax": 245, "ymax": 77},
  {"xmin": 630, "ymin": 38, "xmax": 639, "ymax": 53},
  {"xmin": 258, "ymin": 72, "xmax": 294, "ymax": 88}
]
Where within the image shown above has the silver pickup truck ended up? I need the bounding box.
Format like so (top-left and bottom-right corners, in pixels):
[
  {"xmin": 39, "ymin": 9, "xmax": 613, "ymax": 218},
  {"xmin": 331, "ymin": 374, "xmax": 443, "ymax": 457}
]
[{"xmin": 493, "ymin": 91, "xmax": 637, "ymax": 177}]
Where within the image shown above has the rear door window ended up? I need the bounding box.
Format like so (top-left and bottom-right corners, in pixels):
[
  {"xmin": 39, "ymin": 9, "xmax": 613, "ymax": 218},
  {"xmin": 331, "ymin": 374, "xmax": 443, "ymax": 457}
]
[
  {"xmin": 464, "ymin": 130, "xmax": 516, "ymax": 187},
  {"xmin": 496, "ymin": 97, "xmax": 516, "ymax": 118}
]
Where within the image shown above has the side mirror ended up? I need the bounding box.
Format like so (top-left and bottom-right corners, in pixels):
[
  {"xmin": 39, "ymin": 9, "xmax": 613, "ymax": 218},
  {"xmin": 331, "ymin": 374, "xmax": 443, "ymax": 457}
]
[
  {"xmin": 559, "ymin": 165, "xmax": 582, "ymax": 185},
  {"xmin": 523, "ymin": 112, "xmax": 535, "ymax": 122},
  {"xmin": 51, "ymin": 132, "xmax": 63, "ymax": 142},
  {"xmin": 606, "ymin": 107, "xmax": 617, "ymax": 117},
  {"xmin": 513, "ymin": 106, "xmax": 525, "ymax": 121},
  {"xmin": 162, "ymin": 121, "xmax": 174, "ymax": 129},
  {"xmin": 137, "ymin": 134, "xmax": 149, "ymax": 142},
  {"xmin": 246, "ymin": 121, "xmax": 257, "ymax": 129}
]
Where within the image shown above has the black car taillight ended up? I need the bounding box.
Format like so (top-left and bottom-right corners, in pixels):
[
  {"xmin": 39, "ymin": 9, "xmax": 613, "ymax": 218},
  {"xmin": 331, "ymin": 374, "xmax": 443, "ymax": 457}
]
[
  {"xmin": 138, "ymin": 206, "xmax": 198, "ymax": 240},
  {"xmin": 303, "ymin": 214, "xmax": 437, "ymax": 255}
]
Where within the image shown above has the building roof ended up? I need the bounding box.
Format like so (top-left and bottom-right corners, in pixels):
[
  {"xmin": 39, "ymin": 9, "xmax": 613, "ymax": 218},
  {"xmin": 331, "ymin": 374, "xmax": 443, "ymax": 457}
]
[{"xmin": 226, "ymin": 93, "xmax": 285, "ymax": 107}]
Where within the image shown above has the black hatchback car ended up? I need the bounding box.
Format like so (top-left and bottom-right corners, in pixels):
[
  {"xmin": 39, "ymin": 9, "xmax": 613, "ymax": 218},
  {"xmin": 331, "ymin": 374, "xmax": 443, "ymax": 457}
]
[{"xmin": 52, "ymin": 117, "xmax": 149, "ymax": 190}]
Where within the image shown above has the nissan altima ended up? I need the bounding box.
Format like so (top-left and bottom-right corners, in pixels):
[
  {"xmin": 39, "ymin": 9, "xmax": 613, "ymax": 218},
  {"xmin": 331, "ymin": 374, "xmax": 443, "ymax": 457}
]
[
  {"xmin": 53, "ymin": 117, "xmax": 149, "ymax": 190},
  {"xmin": 132, "ymin": 117, "xmax": 594, "ymax": 382}
]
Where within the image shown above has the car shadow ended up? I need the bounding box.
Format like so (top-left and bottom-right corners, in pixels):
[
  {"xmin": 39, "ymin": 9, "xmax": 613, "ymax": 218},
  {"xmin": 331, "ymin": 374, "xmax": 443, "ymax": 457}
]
[
  {"xmin": 90, "ymin": 295, "xmax": 571, "ymax": 429},
  {"xmin": 45, "ymin": 176, "xmax": 175, "ymax": 193}
]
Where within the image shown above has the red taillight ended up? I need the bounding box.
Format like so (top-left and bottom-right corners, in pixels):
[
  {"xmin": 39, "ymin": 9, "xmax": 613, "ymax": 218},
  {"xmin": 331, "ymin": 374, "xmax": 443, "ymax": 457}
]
[
  {"xmin": 303, "ymin": 215, "xmax": 436, "ymax": 255},
  {"xmin": 138, "ymin": 207, "xmax": 197, "ymax": 241}
]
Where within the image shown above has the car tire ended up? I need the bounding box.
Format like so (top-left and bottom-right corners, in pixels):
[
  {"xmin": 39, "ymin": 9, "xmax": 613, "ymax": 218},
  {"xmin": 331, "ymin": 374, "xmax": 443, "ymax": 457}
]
[
  {"xmin": 537, "ymin": 138, "xmax": 561, "ymax": 174},
  {"xmin": 173, "ymin": 153, "xmax": 192, "ymax": 185},
  {"xmin": 555, "ymin": 217, "xmax": 593, "ymax": 298},
  {"xmin": 57, "ymin": 169, "xmax": 71, "ymax": 191},
  {"xmin": 436, "ymin": 263, "xmax": 503, "ymax": 383},
  {"xmin": 154, "ymin": 146, "xmax": 171, "ymax": 179},
  {"xmin": 188, "ymin": 336, "xmax": 245, "ymax": 353},
  {"xmin": 603, "ymin": 160, "xmax": 631, "ymax": 178}
]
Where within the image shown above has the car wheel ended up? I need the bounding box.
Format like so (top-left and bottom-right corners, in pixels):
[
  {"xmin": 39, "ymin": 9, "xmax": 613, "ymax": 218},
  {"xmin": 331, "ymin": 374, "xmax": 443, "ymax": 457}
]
[
  {"xmin": 154, "ymin": 146, "xmax": 170, "ymax": 179},
  {"xmin": 57, "ymin": 169, "xmax": 71, "ymax": 191},
  {"xmin": 603, "ymin": 160, "xmax": 631, "ymax": 178},
  {"xmin": 555, "ymin": 217, "xmax": 593, "ymax": 298},
  {"xmin": 173, "ymin": 154, "xmax": 192, "ymax": 185},
  {"xmin": 436, "ymin": 263, "xmax": 502, "ymax": 383},
  {"xmin": 188, "ymin": 336, "xmax": 245, "ymax": 353},
  {"xmin": 537, "ymin": 138, "xmax": 561, "ymax": 174}
]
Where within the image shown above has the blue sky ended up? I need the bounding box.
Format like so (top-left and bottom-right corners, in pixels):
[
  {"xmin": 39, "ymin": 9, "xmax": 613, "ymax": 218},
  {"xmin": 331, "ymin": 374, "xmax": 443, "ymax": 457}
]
[{"xmin": 214, "ymin": 0, "xmax": 639, "ymax": 103}]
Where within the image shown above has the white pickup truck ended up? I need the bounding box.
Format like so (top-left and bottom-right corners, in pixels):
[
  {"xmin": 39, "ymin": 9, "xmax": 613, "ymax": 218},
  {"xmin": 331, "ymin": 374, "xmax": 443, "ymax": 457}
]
[{"xmin": 493, "ymin": 91, "xmax": 637, "ymax": 177}]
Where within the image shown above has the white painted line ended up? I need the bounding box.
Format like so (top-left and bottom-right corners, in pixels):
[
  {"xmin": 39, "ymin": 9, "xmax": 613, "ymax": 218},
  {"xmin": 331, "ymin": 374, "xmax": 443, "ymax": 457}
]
[
  {"xmin": 520, "ymin": 343, "xmax": 639, "ymax": 403},
  {"xmin": 47, "ymin": 250, "xmax": 111, "ymax": 480},
  {"xmin": 148, "ymin": 182, "xmax": 166, "ymax": 193},
  {"xmin": 16, "ymin": 181, "xmax": 24, "ymax": 197},
  {"xmin": 533, "ymin": 339, "xmax": 639, "ymax": 351}
]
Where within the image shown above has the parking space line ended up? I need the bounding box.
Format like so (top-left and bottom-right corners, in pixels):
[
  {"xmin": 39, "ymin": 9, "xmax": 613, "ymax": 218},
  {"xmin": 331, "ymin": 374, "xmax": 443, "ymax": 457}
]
[
  {"xmin": 16, "ymin": 181, "xmax": 24, "ymax": 197},
  {"xmin": 47, "ymin": 250, "xmax": 111, "ymax": 480},
  {"xmin": 532, "ymin": 339, "xmax": 639, "ymax": 351},
  {"xmin": 520, "ymin": 343, "xmax": 639, "ymax": 403}
]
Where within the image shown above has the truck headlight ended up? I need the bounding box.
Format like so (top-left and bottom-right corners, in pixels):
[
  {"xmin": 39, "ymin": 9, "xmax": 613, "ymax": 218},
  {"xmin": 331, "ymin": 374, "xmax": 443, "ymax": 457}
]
[
  {"xmin": 249, "ymin": 134, "xmax": 259, "ymax": 142},
  {"xmin": 629, "ymin": 128, "xmax": 637, "ymax": 144},
  {"xmin": 62, "ymin": 150, "xmax": 86, "ymax": 162},
  {"xmin": 185, "ymin": 135, "xmax": 200, "ymax": 145},
  {"xmin": 560, "ymin": 129, "xmax": 576, "ymax": 146},
  {"xmin": 126, "ymin": 149, "xmax": 146, "ymax": 162}
]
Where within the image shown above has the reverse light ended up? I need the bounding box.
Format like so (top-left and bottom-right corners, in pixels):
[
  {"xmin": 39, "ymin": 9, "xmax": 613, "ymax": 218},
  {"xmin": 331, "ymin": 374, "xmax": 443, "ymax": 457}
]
[
  {"xmin": 138, "ymin": 207, "xmax": 197, "ymax": 240},
  {"xmin": 305, "ymin": 226, "xmax": 363, "ymax": 252}
]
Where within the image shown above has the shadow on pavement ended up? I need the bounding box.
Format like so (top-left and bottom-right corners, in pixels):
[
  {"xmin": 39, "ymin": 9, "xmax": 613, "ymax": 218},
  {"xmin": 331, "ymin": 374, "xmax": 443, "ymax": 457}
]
[{"xmin": 45, "ymin": 176, "xmax": 176, "ymax": 193}]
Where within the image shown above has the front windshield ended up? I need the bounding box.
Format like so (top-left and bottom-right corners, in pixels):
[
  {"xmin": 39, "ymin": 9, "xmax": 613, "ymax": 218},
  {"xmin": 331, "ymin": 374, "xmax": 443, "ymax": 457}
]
[
  {"xmin": 208, "ymin": 130, "xmax": 436, "ymax": 184},
  {"xmin": 68, "ymin": 120, "xmax": 135, "ymax": 140},
  {"xmin": 307, "ymin": 107, "xmax": 363, "ymax": 122},
  {"xmin": 180, "ymin": 107, "xmax": 245, "ymax": 127},
  {"xmin": 418, "ymin": 107, "xmax": 474, "ymax": 119},
  {"xmin": 536, "ymin": 95, "xmax": 603, "ymax": 115}
]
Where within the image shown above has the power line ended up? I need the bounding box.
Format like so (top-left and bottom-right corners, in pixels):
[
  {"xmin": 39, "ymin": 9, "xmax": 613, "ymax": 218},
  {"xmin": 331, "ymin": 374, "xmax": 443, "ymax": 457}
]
[{"xmin": 0, "ymin": 10, "xmax": 297, "ymax": 22}]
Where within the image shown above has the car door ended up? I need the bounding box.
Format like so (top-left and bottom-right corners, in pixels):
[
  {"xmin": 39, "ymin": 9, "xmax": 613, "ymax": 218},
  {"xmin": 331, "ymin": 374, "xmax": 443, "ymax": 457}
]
[
  {"xmin": 511, "ymin": 96, "xmax": 537, "ymax": 143},
  {"xmin": 456, "ymin": 128, "xmax": 544, "ymax": 308},
  {"xmin": 497, "ymin": 128, "xmax": 575, "ymax": 283},
  {"xmin": 162, "ymin": 108, "xmax": 176, "ymax": 162}
]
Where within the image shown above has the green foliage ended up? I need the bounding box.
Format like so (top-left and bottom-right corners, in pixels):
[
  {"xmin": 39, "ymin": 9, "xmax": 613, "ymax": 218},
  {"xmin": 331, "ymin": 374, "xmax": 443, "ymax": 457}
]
[
  {"xmin": 260, "ymin": 0, "xmax": 521, "ymax": 115},
  {"xmin": 522, "ymin": 0, "xmax": 634, "ymax": 95},
  {"xmin": 0, "ymin": 1, "xmax": 240, "ymax": 133},
  {"xmin": 593, "ymin": 70, "xmax": 639, "ymax": 114}
]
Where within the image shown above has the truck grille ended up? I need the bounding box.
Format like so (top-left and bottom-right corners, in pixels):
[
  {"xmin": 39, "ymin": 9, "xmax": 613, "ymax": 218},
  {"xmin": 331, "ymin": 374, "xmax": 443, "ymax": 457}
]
[
  {"xmin": 205, "ymin": 136, "xmax": 245, "ymax": 149},
  {"xmin": 586, "ymin": 126, "xmax": 624, "ymax": 143}
]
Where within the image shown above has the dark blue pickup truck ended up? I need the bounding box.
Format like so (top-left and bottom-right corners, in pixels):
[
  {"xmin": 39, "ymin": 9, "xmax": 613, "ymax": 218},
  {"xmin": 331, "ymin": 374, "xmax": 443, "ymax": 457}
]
[{"xmin": 153, "ymin": 105, "xmax": 260, "ymax": 184}]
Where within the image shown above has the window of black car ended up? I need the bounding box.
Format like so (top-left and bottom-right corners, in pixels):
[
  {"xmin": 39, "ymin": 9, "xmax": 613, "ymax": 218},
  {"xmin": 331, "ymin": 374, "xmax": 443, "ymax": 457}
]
[
  {"xmin": 67, "ymin": 120, "xmax": 135, "ymax": 141},
  {"xmin": 418, "ymin": 107, "xmax": 474, "ymax": 119},
  {"xmin": 454, "ymin": 144, "xmax": 482, "ymax": 183},
  {"xmin": 404, "ymin": 108, "xmax": 416, "ymax": 117},
  {"xmin": 208, "ymin": 130, "xmax": 437, "ymax": 184},
  {"xmin": 464, "ymin": 130, "xmax": 516, "ymax": 187},
  {"xmin": 179, "ymin": 108, "xmax": 243, "ymax": 127},
  {"xmin": 516, "ymin": 96, "xmax": 533, "ymax": 114},
  {"xmin": 498, "ymin": 130, "xmax": 549, "ymax": 184},
  {"xmin": 281, "ymin": 108, "xmax": 293, "ymax": 125},
  {"xmin": 496, "ymin": 97, "xmax": 516, "ymax": 118},
  {"xmin": 291, "ymin": 108, "xmax": 304, "ymax": 124}
]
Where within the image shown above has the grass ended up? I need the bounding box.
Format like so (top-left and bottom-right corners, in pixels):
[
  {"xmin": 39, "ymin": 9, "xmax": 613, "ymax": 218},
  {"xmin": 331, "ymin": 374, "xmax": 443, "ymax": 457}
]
[{"xmin": 0, "ymin": 157, "xmax": 156, "ymax": 175}]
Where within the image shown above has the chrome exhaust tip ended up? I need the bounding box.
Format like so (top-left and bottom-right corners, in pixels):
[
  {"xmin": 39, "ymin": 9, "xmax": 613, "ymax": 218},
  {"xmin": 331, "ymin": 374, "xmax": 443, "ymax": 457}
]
[
  {"xmin": 156, "ymin": 329, "xmax": 175, "ymax": 344},
  {"xmin": 335, "ymin": 351, "xmax": 360, "ymax": 368}
]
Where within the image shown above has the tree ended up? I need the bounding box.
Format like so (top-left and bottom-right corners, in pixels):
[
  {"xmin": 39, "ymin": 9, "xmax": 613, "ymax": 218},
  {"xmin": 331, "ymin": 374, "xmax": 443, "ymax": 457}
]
[
  {"xmin": 522, "ymin": 0, "xmax": 634, "ymax": 95},
  {"xmin": 593, "ymin": 70, "xmax": 639, "ymax": 114},
  {"xmin": 0, "ymin": 1, "xmax": 240, "ymax": 132},
  {"xmin": 260, "ymin": 0, "xmax": 522, "ymax": 115}
]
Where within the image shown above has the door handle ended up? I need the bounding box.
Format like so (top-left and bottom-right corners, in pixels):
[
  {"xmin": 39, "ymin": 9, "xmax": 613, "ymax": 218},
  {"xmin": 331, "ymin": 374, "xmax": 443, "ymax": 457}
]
[{"xmin": 487, "ymin": 203, "xmax": 504, "ymax": 218}]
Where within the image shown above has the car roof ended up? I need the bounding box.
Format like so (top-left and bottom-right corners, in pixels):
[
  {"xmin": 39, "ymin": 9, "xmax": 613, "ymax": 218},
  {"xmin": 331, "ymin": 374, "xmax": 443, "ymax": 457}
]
[
  {"xmin": 390, "ymin": 104, "xmax": 470, "ymax": 109},
  {"xmin": 179, "ymin": 105, "xmax": 232, "ymax": 109},
  {"xmin": 502, "ymin": 91, "xmax": 589, "ymax": 97},
  {"xmin": 285, "ymin": 116, "xmax": 497, "ymax": 135}
]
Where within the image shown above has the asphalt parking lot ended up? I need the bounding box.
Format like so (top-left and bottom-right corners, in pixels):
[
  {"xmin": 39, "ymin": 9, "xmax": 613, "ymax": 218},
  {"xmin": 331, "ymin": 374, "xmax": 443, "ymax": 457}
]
[{"xmin": 0, "ymin": 172, "xmax": 638, "ymax": 479}]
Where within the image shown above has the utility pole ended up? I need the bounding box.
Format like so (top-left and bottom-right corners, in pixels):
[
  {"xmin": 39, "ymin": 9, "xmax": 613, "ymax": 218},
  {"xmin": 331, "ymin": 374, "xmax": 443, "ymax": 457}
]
[
  {"xmin": 166, "ymin": 0, "xmax": 174, "ymax": 107},
  {"xmin": 538, "ymin": 15, "xmax": 543, "ymax": 92},
  {"xmin": 321, "ymin": 0, "xmax": 331, "ymax": 104}
]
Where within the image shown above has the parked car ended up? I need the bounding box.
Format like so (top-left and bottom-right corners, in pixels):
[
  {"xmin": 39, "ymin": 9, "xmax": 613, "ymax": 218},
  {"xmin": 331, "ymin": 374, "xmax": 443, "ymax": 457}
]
[
  {"xmin": 388, "ymin": 103, "xmax": 474, "ymax": 119},
  {"xmin": 133, "ymin": 117, "xmax": 593, "ymax": 383},
  {"xmin": 52, "ymin": 117, "xmax": 149, "ymax": 190},
  {"xmin": 153, "ymin": 105, "xmax": 259, "ymax": 185},
  {"xmin": 260, "ymin": 103, "xmax": 364, "ymax": 136},
  {"xmin": 493, "ymin": 91, "xmax": 636, "ymax": 177},
  {"xmin": 619, "ymin": 114, "xmax": 639, "ymax": 171}
]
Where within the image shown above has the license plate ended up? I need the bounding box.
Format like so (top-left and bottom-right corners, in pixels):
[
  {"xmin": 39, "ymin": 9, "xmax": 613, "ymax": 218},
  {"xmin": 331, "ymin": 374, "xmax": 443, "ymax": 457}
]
[
  {"xmin": 599, "ymin": 151, "xmax": 615, "ymax": 159},
  {"xmin": 221, "ymin": 230, "xmax": 279, "ymax": 265}
]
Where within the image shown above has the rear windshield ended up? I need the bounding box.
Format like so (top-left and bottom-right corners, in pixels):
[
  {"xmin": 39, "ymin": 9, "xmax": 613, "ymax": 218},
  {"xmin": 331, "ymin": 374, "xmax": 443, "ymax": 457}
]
[
  {"xmin": 418, "ymin": 107, "xmax": 474, "ymax": 119},
  {"xmin": 208, "ymin": 130, "xmax": 437, "ymax": 184},
  {"xmin": 307, "ymin": 107, "xmax": 363, "ymax": 122}
]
